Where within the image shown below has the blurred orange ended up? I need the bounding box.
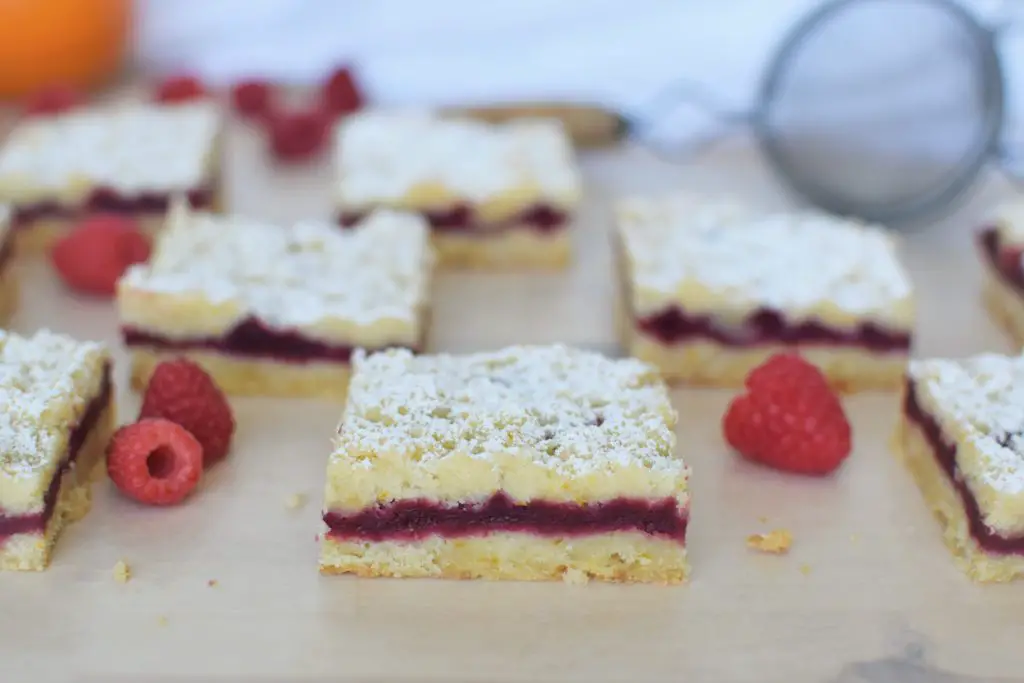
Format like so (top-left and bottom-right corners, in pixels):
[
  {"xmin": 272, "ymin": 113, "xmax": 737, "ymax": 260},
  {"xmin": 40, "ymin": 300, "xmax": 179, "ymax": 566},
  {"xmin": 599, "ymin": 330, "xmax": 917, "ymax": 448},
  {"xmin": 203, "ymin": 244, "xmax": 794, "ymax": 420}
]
[{"xmin": 0, "ymin": 0, "xmax": 132, "ymax": 99}]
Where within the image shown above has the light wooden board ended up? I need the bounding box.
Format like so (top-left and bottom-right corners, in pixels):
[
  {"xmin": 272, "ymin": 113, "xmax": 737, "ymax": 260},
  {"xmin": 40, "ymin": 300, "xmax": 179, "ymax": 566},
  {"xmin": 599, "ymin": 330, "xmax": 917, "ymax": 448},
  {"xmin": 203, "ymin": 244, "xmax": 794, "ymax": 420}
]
[{"xmin": 1, "ymin": 120, "xmax": 1023, "ymax": 683}]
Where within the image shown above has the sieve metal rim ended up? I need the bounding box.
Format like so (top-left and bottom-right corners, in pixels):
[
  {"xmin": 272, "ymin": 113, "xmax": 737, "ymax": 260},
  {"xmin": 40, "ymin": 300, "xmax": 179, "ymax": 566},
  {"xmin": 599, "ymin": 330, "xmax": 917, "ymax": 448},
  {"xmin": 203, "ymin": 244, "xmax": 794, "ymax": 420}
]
[{"xmin": 752, "ymin": 0, "xmax": 1006, "ymax": 226}]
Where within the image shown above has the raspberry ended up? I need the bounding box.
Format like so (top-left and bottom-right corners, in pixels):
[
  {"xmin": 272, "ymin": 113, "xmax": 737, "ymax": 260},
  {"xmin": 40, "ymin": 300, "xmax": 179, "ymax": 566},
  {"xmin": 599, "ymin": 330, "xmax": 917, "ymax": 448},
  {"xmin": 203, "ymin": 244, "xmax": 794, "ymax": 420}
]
[
  {"xmin": 231, "ymin": 79, "xmax": 274, "ymax": 119},
  {"xmin": 321, "ymin": 65, "xmax": 364, "ymax": 117},
  {"xmin": 107, "ymin": 419, "xmax": 203, "ymax": 506},
  {"xmin": 23, "ymin": 86, "xmax": 83, "ymax": 117},
  {"xmin": 139, "ymin": 359, "xmax": 235, "ymax": 466},
  {"xmin": 267, "ymin": 108, "xmax": 330, "ymax": 162},
  {"xmin": 722, "ymin": 353, "xmax": 852, "ymax": 476},
  {"xmin": 50, "ymin": 215, "xmax": 150, "ymax": 297},
  {"xmin": 154, "ymin": 75, "xmax": 208, "ymax": 104}
]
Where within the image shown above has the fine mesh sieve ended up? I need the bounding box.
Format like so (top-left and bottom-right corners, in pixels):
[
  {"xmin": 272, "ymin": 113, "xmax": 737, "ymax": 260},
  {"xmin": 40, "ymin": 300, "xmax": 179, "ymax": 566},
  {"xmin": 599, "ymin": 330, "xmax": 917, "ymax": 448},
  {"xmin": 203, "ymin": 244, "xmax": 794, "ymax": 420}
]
[{"xmin": 628, "ymin": 0, "xmax": 1019, "ymax": 226}]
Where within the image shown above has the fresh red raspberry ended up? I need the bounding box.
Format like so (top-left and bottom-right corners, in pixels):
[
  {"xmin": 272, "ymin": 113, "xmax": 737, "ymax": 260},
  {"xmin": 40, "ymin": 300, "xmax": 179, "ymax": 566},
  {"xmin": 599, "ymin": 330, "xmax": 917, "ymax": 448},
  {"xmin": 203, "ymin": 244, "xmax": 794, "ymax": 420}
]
[
  {"xmin": 998, "ymin": 244, "xmax": 1024, "ymax": 277},
  {"xmin": 267, "ymin": 108, "xmax": 331, "ymax": 162},
  {"xmin": 722, "ymin": 353, "xmax": 852, "ymax": 476},
  {"xmin": 107, "ymin": 418, "xmax": 203, "ymax": 506},
  {"xmin": 139, "ymin": 359, "xmax": 235, "ymax": 466},
  {"xmin": 23, "ymin": 86, "xmax": 83, "ymax": 117},
  {"xmin": 154, "ymin": 75, "xmax": 208, "ymax": 104},
  {"xmin": 231, "ymin": 79, "xmax": 274, "ymax": 119},
  {"xmin": 321, "ymin": 65, "xmax": 364, "ymax": 117},
  {"xmin": 50, "ymin": 215, "xmax": 150, "ymax": 298}
]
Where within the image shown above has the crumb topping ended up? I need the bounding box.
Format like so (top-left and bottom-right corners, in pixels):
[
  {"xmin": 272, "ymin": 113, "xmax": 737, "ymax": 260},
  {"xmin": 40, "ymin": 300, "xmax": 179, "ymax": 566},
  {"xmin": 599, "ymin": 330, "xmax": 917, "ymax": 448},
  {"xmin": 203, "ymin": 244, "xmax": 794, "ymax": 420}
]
[
  {"xmin": 0, "ymin": 329, "xmax": 108, "ymax": 480},
  {"xmin": 120, "ymin": 203, "xmax": 433, "ymax": 329},
  {"xmin": 334, "ymin": 111, "xmax": 582, "ymax": 208},
  {"xmin": 746, "ymin": 529, "xmax": 793, "ymax": 554},
  {"xmin": 910, "ymin": 354, "xmax": 1024, "ymax": 494},
  {"xmin": 0, "ymin": 101, "xmax": 220, "ymax": 197},
  {"xmin": 337, "ymin": 345, "xmax": 679, "ymax": 474},
  {"xmin": 616, "ymin": 193, "xmax": 913, "ymax": 322}
]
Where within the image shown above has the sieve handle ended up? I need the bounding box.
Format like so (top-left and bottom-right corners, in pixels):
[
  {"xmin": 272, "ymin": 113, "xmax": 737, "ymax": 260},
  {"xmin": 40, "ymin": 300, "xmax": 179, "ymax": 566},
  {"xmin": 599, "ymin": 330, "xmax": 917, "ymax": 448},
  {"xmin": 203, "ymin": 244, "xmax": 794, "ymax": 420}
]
[{"xmin": 442, "ymin": 103, "xmax": 628, "ymax": 148}]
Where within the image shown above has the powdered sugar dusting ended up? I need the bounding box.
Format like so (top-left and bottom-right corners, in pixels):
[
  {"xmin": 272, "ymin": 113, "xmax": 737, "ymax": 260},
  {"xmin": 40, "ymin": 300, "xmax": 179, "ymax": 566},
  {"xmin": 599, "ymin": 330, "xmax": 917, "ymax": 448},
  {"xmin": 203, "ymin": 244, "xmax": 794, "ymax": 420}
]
[
  {"xmin": 0, "ymin": 329, "xmax": 107, "ymax": 480},
  {"xmin": 120, "ymin": 204, "xmax": 433, "ymax": 329},
  {"xmin": 0, "ymin": 101, "xmax": 220, "ymax": 197},
  {"xmin": 338, "ymin": 345, "xmax": 679, "ymax": 475},
  {"xmin": 334, "ymin": 111, "xmax": 582, "ymax": 208},
  {"xmin": 909, "ymin": 354, "xmax": 1024, "ymax": 494},
  {"xmin": 617, "ymin": 193, "xmax": 913, "ymax": 323}
]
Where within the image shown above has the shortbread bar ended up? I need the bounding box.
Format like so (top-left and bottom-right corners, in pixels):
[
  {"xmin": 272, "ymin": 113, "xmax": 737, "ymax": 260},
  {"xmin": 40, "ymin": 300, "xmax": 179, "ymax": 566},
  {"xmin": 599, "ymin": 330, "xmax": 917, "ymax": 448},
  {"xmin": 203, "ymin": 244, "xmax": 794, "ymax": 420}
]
[
  {"xmin": 0, "ymin": 329, "xmax": 114, "ymax": 571},
  {"xmin": 0, "ymin": 206, "xmax": 19, "ymax": 325},
  {"xmin": 0, "ymin": 100, "xmax": 222, "ymax": 253},
  {"xmin": 117, "ymin": 202, "xmax": 434, "ymax": 400},
  {"xmin": 320, "ymin": 345, "xmax": 689, "ymax": 583},
  {"xmin": 977, "ymin": 201, "xmax": 1024, "ymax": 344},
  {"xmin": 614, "ymin": 194, "xmax": 914, "ymax": 391},
  {"xmin": 333, "ymin": 111, "xmax": 582, "ymax": 269},
  {"xmin": 895, "ymin": 353, "xmax": 1024, "ymax": 582}
]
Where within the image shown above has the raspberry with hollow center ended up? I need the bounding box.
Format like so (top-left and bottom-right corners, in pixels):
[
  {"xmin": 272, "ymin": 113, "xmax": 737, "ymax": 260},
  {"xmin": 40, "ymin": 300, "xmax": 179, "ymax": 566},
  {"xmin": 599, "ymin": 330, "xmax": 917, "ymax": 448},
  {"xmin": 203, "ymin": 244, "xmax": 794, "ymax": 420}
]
[
  {"xmin": 321, "ymin": 65, "xmax": 364, "ymax": 117},
  {"xmin": 107, "ymin": 418, "xmax": 203, "ymax": 506}
]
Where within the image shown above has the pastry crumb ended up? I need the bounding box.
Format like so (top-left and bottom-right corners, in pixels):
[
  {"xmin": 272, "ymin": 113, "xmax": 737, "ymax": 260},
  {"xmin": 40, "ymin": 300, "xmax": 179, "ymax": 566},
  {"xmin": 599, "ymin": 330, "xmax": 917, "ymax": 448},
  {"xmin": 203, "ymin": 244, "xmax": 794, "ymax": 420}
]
[
  {"xmin": 285, "ymin": 492, "xmax": 308, "ymax": 511},
  {"xmin": 746, "ymin": 529, "xmax": 793, "ymax": 554},
  {"xmin": 113, "ymin": 560, "xmax": 131, "ymax": 584},
  {"xmin": 157, "ymin": 615, "xmax": 169, "ymax": 627},
  {"xmin": 799, "ymin": 563, "xmax": 812, "ymax": 576},
  {"xmin": 207, "ymin": 579, "xmax": 218, "ymax": 588},
  {"xmin": 850, "ymin": 533, "xmax": 861, "ymax": 543},
  {"xmin": 758, "ymin": 515, "xmax": 768, "ymax": 524}
]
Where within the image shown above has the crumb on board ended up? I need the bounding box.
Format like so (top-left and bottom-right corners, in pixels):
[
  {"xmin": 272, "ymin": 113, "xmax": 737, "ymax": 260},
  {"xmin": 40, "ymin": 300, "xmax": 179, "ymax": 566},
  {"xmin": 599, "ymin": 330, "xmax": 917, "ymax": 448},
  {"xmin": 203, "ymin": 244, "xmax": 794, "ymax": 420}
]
[
  {"xmin": 799, "ymin": 563, "xmax": 812, "ymax": 576},
  {"xmin": 113, "ymin": 560, "xmax": 131, "ymax": 584},
  {"xmin": 207, "ymin": 579, "xmax": 218, "ymax": 588},
  {"xmin": 746, "ymin": 529, "xmax": 793, "ymax": 554},
  {"xmin": 850, "ymin": 533, "xmax": 861, "ymax": 543},
  {"xmin": 157, "ymin": 616, "xmax": 169, "ymax": 627},
  {"xmin": 285, "ymin": 493, "xmax": 308, "ymax": 511},
  {"xmin": 758, "ymin": 515, "xmax": 768, "ymax": 524}
]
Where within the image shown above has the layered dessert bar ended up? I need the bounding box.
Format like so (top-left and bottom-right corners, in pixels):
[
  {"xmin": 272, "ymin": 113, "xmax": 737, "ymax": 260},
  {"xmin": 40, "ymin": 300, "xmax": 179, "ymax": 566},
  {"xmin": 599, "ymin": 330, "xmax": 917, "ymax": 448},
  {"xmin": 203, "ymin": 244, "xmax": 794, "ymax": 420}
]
[
  {"xmin": 320, "ymin": 345, "xmax": 689, "ymax": 583},
  {"xmin": 0, "ymin": 329, "xmax": 114, "ymax": 571},
  {"xmin": 977, "ymin": 201, "xmax": 1024, "ymax": 344},
  {"xmin": 333, "ymin": 111, "xmax": 582, "ymax": 269},
  {"xmin": 895, "ymin": 353, "xmax": 1024, "ymax": 582},
  {"xmin": 614, "ymin": 194, "xmax": 914, "ymax": 391},
  {"xmin": 0, "ymin": 206, "xmax": 19, "ymax": 325},
  {"xmin": 0, "ymin": 100, "xmax": 222, "ymax": 253},
  {"xmin": 117, "ymin": 203, "xmax": 434, "ymax": 400}
]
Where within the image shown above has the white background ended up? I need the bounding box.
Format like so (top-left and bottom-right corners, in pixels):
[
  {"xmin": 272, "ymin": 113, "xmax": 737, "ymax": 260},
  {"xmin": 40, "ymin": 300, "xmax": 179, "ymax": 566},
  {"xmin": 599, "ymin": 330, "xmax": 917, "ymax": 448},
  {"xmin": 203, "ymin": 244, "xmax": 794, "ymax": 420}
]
[{"xmin": 134, "ymin": 0, "xmax": 1024, "ymax": 166}]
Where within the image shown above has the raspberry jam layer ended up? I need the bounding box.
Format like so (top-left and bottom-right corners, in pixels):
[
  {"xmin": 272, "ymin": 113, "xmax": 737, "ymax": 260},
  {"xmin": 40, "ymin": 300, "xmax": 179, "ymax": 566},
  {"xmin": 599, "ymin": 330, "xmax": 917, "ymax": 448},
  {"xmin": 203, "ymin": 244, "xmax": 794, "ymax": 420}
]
[
  {"xmin": 979, "ymin": 226, "xmax": 1023, "ymax": 291},
  {"xmin": 323, "ymin": 492, "xmax": 688, "ymax": 543},
  {"xmin": 11, "ymin": 185, "xmax": 215, "ymax": 230},
  {"xmin": 122, "ymin": 316, "xmax": 415, "ymax": 364},
  {"xmin": 0, "ymin": 364, "xmax": 111, "ymax": 539},
  {"xmin": 338, "ymin": 203, "xmax": 568, "ymax": 234},
  {"xmin": 636, "ymin": 305, "xmax": 911, "ymax": 351},
  {"xmin": 904, "ymin": 379, "xmax": 1024, "ymax": 554}
]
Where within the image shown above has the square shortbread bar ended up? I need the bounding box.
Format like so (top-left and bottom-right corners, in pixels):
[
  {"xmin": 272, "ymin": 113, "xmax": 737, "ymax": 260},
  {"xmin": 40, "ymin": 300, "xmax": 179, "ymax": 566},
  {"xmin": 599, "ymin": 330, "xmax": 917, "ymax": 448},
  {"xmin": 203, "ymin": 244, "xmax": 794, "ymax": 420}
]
[
  {"xmin": 320, "ymin": 345, "xmax": 690, "ymax": 584},
  {"xmin": 0, "ymin": 206, "xmax": 19, "ymax": 325},
  {"xmin": 0, "ymin": 100, "xmax": 223, "ymax": 253},
  {"xmin": 976, "ymin": 201, "xmax": 1024, "ymax": 345},
  {"xmin": 333, "ymin": 110, "xmax": 583, "ymax": 269},
  {"xmin": 0, "ymin": 329, "xmax": 113, "ymax": 571},
  {"xmin": 895, "ymin": 353, "xmax": 1024, "ymax": 582},
  {"xmin": 117, "ymin": 202, "xmax": 434, "ymax": 401},
  {"xmin": 614, "ymin": 193, "xmax": 915, "ymax": 391}
]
